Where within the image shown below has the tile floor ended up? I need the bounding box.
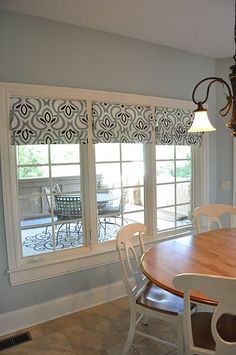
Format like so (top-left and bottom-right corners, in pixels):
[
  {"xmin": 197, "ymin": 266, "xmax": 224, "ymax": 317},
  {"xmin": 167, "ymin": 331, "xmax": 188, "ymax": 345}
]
[{"xmin": 0, "ymin": 297, "xmax": 178, "ymax": 354}]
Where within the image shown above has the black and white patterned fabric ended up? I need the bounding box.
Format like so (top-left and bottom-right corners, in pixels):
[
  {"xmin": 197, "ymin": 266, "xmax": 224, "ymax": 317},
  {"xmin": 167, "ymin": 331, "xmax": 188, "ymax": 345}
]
[
  {"xmin": 92, "ymin": 102, "xmax": 154, "ymax": 143},
  {"xmin": 9, "ymin": 97, "xmax": 201, "ymax": 146},
  {"xmin": 10, "ymin": 97, "xmax": 88, "ymax": 144},
  {"xmin": 155, "ymin": 107, "xmax": 202, "ymax": 146}
]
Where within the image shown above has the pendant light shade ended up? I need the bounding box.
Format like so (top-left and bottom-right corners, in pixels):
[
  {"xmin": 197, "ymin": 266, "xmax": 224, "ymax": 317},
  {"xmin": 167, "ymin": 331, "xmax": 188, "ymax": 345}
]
[{"xmin": 188, "ymin": 105, "xmax": 216, "ymax": 133}]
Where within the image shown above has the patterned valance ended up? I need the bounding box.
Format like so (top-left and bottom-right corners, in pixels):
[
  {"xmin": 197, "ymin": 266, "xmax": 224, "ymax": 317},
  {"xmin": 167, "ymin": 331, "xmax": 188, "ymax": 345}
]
[
  {"xmin": 10, "ymin": 97, "xmax": 201, "ymax": 146},
  {"xmin": 155, "ymin": 107, "xmax": 202, "ymax": 146},
  {"xmin": 92, "ymin": 102, "xmax": 154, "ymax": 143},
  {"xmin": 10, "ymin": 97, "xmax": 88, "ymax": 144}
]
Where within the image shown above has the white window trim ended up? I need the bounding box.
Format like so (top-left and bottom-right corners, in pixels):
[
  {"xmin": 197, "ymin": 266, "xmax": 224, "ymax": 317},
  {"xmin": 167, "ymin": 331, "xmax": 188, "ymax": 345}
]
[{"xmin": 0, "ymin": 82, "xmax": 209, "ymax": 285}]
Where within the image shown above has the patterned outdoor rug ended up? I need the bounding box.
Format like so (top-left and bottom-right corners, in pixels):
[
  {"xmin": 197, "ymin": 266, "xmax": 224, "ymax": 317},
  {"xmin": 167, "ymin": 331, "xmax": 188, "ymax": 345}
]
[
  {"xmin": 22, "ymin": 220, "xmax": 120, "ymax": 252},
  {"xmin": 23, "ymin": 228, "xmax": 83, "ymax": 252}
]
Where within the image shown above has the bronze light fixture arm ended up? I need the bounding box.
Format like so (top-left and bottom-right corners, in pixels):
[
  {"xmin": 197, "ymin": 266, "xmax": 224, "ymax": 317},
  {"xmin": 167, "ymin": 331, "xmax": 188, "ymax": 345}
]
[
  {"xmin": 190, "ymin": 71, "xmax": 236, "ymax": 136},
  {"xmin": 190, "ymin": 0, "xmax": 236, "ymax": 136},
  {"xmin": 192, "ymin": 77, "xmax": 233, "ymax": 117}
]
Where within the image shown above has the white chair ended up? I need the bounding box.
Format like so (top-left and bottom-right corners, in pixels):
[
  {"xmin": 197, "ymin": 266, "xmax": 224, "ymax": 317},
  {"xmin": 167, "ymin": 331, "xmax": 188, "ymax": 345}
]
[
  {"xmin": 174, "ymin": 273, "xmax": 236, "ymax": 355},
  {"xmin": 192, "ymin": 204, "xmax": 236, "ymax": 233},
  {"xmin": 116, "ymin": 223, "xmax": 185, "ymax": 354}
]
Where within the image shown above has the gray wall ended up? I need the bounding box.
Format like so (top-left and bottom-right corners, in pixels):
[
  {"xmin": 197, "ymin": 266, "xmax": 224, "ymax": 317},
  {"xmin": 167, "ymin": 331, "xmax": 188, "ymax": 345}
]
[{"xmin": 0, "ymin": 10, "xmax": 219, "ymax": 314}]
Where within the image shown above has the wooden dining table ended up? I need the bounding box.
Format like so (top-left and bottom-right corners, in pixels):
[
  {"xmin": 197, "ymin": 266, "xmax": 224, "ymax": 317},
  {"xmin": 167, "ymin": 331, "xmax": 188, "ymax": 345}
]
[{"xmin": 140, "ymin": 228, "xmax": 236, "ymax": 305}]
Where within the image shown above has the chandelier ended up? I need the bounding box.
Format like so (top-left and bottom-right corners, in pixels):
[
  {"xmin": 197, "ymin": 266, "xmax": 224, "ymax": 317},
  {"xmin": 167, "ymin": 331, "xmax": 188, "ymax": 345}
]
[{"xmin": 188, "ymin": 0, "xmax": 236, "ymax": 136}]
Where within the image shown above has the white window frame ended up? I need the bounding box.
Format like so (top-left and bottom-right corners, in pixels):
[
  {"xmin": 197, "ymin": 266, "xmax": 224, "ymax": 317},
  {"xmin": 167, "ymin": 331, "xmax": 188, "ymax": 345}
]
[
  {"xmin": 0, "ymin": 82, "xmax": 209, "ymax": 285},
  {"xmin": 155, "ymin": 145, "xmax": 193, "ymax": 231}
]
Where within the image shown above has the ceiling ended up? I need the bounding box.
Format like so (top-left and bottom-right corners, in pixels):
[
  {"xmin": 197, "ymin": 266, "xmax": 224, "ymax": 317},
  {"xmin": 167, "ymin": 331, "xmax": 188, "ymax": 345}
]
[{"xmin": 0, "ymin": 0, "xmax": 235, "ymax": 58}]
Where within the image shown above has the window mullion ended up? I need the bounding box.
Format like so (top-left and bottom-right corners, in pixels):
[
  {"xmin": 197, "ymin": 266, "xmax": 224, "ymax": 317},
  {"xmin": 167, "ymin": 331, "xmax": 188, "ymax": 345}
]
[
  {"xmin": 84, "ymin": 100, "xmax": 97, "ymax": 249},
  {"xmin": 47, "ymin": 145, "xmax": 57, "ymax": 251},
  {"xmin": 174, "ymin": 146, "xmax": 177, "ymax": 229},
  {"xmin": 144, "ymin": 105, "xmax": 156, "ymax": 236},
  {"xmin": 144, "ymin": 142, "xmax": 156, "ymax": 237}
]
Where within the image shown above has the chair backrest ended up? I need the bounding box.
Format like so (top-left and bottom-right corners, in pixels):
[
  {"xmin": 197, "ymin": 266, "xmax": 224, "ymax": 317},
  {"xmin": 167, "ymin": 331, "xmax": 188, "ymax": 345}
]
[
  {"xmin": 116, "ymin": 223, "xmax": 147, "ymax": 300},
  {"xmin": 174, "ymin": 273, "xmax": 236, "ymax": 355},
  {"xmin": 55, "ymin": 195, "xmax": 82, "ymax": 220},
  {"xmin": 42, "ymin": 184, "xmax": 61, "ymax": 212},
  {"xmin": 192, "ymin": 204, "xmax": 236, "ymax": 232}
]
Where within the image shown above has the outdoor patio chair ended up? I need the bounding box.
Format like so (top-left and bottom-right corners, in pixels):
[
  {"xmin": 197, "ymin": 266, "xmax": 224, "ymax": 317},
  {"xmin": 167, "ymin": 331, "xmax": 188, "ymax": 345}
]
[
  {"xmin": 98, "ymin": 195, "xmax": 122, "ymax": 235},
  {"xmin": 42, "ymin": 183, "xmax": 61, "ymax": 216},
  {"xmin": 54, "ymin": 195, "xmax": 83, "ymax": 239},
  {"xmin": 42, "ymin": 184, "xmax": 62, "ymax": 235}
]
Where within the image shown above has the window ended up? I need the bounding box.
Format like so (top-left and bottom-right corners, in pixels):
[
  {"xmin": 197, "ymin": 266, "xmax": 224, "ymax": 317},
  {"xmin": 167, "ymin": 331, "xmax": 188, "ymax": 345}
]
[
  {"xmin": 156, "ymin": 145, "xmax": 192, "ymax": 231},
  {"xmin": 95, "ymin": 143, "xmax": 145, "ymax": 243},
  {"xmin": 18, "ymin": 144, "xmax": 84, "ymax": 257},
  {"xmin": 0, "ymin": 84, "xmax": 208, "ymax": 284},
  {"xmin": 18, "ymin": 142, "xmax": 146, "ymax": 257}
]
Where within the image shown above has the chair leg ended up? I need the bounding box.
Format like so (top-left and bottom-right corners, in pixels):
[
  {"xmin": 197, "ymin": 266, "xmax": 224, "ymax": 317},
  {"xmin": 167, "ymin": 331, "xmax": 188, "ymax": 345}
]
[
  {"xmin": 122, "ymin": 307, "xmax": 136, "ymax": 355},
  {"xmin": 142, "ymin": 315, "xmax": 149, "ymax": 325},
  {"xmin": 56, "ymin": 222, "xmax": 65, "ymax": 245},
  {"xmin": 177, "ymin": 316, "xmax": 184, "ymax": 355},
  {"xmin": 104, "ymin": 217, "xmax": 107, "ymax": 235}
]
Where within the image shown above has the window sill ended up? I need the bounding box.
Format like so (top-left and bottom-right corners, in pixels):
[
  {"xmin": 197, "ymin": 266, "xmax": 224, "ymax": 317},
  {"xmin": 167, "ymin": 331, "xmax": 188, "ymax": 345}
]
[
  {"xmin": 8, "ymin": 245, "xmax": 120, "ymax": 285},
  {"xmin": 8, "ymin": 226, "xmax": 192, "ymax": 285}
]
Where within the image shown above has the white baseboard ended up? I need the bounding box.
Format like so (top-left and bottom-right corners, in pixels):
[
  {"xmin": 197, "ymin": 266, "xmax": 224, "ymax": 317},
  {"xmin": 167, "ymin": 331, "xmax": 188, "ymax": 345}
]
[{"xmin": 0, "ymin": 280, "xmax": 126, "ymax": 337}]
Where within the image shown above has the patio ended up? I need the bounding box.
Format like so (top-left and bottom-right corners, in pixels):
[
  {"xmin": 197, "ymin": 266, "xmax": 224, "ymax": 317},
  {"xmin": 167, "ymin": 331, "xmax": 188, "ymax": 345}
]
[
  {"xmin": 21, "ymin": 216, "xmax": 124, "ymax": 257},
  {"xmin": 20, "ymin": 209, "xmax": 191, "ymax": 257}
]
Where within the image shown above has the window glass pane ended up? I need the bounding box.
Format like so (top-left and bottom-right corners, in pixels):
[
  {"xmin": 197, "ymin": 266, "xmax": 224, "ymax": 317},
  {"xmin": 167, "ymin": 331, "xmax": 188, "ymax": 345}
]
[
  {"xmin": 51, "ymin": 164, "xmax": 80, "ymax": 178},
  {"xmin": 124, "ymin": 187, "xmax": 144, "ymax": 212},
  {"xmin": 156, "ymin": 184, "xmax": 175, "ymax": 207},
  {"xmin": 176, "ymin": 204, "xmax": 191, "ymax": 227},
  {"xmin": 17, "ymin": 145, "xmax": 49, "ymax": 179},
  {"xmin": 157, "ymin": 206, "xmax": 175, "ymax": 231},
  {"xmin": 97, "ymin": 188, "xmax": 121, "ymax": 212},
  {"xmin": 57, "ymin": 179, "xmax": 80, "ymax": 194},
  {"xmin": 18, "ymin": 143, "xmax": 84, "ymax": 257},
  {"xmin": 95, "ymin": 144, "xmax": 122, "ymax": 244},
  {"xmin": 21, "ymin": 226, "xmax": 55, "ymax": 257},
  {"xmin": 156, "ymin": 161, "xmax": 174, "ymax": 183},
  {"xmin": 96, "ymin": 163, "xmax": 120, "ymax": 189},
  {"xmin": 21, "ymin": 219, "xmax": 84, "ymax": 257},
  {"xmin": 95, "ymin": 143, "xmax": 145, "ymax": 244},
  {"xmin": 17, "ymin": 145, "xmax": 48, "ymax": 165},
  {"xmin": 122, "ymin": 162, "xmax": 144, "ymax": 186},
  {"xmin": 176, "ymin": 160, "xmax": 191, "ymax": 181},
  {"xmin": 156, "ymin": 145, "xmax": 193, "ymax": 234},
  {"xmin": 18, "ymin": 166, "xmax": 49, "ymax": 179},
  {"xmin": 98, "ymin": 220, "xmax": 120, "ymax": 243},
  {"xmin": 176, "ymin": 182, "xmax": 191, "ymax": 204},
  {"xmin": 124, "ymin": 211, "xmax": 144, "ymax": 224},
  {"xmin": 95, "ymin": 143, "xmax": 120, "ymax": 162},
  {"xmin": 156, "ymin": 145, "xmax": 174, "ymax": 160},
  {"xmin": 97, "ymin": 188, "xmax": 122, "ymax": 243},
  {"xmin": 51, "ymin": 144, "xmax": 80, "ymax": 163},
  {"xmin": 176, "ymin": 146, "xmax": 191, "ymax": 159},
  {"xmin": 122, "ymin": 143, "xmax": 143, "ymax": 161}
]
